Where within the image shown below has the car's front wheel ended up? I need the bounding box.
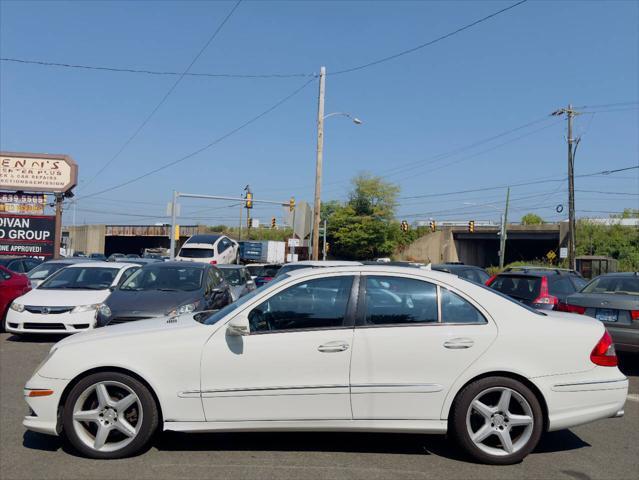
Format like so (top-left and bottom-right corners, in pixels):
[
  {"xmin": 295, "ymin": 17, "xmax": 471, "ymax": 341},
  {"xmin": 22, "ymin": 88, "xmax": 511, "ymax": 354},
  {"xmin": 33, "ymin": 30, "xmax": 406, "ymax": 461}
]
[
  {"xmin": 450, "ymin": 376, "xmax": 543, "ymax": 465},
  {"xmin": 62, "ymin": 372, "xmax": 159, "ymax": 459}
]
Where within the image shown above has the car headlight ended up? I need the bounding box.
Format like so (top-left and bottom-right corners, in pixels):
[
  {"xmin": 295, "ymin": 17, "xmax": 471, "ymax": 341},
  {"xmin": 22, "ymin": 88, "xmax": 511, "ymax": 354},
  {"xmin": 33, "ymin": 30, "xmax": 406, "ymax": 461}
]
[
  {"xmin": 72, "ymin": 304, "xmax": 101, "ymax": 313},
  {"xmin": 167, "ymin": 301, "xmax": 200, "ymax": 317},
  {"xmin": 32, "ymin": 347, "xmax": 57, "ymax": 377},
  {"xmin": 98, "ymin": 304, "xmax": 112, "ymax": 318},
  {"xmin": 10, "ymin": 302, "xmax": 25, "ymax": 313}
]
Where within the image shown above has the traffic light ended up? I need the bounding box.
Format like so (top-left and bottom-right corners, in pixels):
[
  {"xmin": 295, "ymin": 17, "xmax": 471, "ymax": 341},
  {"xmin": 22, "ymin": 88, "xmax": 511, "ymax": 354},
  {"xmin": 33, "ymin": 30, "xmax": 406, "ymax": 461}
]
[
  {"xmin": 468, "ymin": 220, "xmax": 475, "ymax": 233},
  {"xmin": 245, "ymin": 192, "xmax": 253, "ymax": 209},
  {"xmin": 429, "ymin": 220, "xmax": 436, "ymax": 232},
  {"xmin": 271, "ymin": 217, "xmax": 276, "ymax": 229},
  {"xmin": 289, "ymin": 197, "xmax": 295, "ymax": 212}
]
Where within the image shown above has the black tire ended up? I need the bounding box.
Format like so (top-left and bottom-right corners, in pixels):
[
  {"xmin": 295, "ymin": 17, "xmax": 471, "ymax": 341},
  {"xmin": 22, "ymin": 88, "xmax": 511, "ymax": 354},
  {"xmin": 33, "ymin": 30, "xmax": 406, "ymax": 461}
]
[
  {"xmin": 62, "ymin": 372, "xmax": 159, "ymax": 459},
  {"xmin": 450, "ymin": 376, "xmax": 543, "ymax": 465}
]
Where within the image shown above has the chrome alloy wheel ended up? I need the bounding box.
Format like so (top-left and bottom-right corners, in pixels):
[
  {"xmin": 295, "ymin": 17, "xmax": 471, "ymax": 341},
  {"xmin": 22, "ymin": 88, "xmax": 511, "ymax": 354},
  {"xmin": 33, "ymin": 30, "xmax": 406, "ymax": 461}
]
[
  {"xmin": 465, "ymin": 386, "xmax": 534, "ymax": 457},
  {"xmin": 72, "ymin": 381, "xmax": 143, "ymax": 453}
]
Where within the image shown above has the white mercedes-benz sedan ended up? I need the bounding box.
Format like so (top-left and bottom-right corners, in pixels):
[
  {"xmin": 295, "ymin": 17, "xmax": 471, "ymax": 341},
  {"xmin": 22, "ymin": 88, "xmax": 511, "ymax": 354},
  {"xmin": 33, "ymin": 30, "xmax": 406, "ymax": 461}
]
[
  {"xmin": 22, "ymin": 266, "xmax": 627, "ymax": 464},
  {"xmin": 7, "ymin": 262, "xmax": 139, "ymax": 335}
]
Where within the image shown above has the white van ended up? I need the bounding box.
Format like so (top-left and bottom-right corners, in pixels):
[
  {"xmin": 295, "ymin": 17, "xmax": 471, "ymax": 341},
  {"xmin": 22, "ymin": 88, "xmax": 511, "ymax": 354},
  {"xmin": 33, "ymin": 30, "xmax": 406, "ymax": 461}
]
[{"xmin": 175, "ymin": 234, "xmax": 238, "ymax": 265}]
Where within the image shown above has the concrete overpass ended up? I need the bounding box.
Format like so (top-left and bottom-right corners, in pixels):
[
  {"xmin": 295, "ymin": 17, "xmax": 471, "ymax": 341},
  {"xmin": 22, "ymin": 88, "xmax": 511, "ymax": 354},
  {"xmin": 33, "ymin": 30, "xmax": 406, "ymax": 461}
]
[{"xmin": 398, "ymin": 223, "xmax": 567, "ymax": 267}]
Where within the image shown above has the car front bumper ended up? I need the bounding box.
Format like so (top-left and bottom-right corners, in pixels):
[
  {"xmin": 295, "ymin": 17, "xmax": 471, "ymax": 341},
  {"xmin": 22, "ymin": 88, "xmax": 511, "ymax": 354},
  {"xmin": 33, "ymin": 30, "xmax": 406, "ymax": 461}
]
[
  {"xmin": 23, "ymin": 375, "xmax": 71, "ymax": 436},
  {"xmin": 6, "ymin": 309, "xmax": 96, "ymax": 334}
]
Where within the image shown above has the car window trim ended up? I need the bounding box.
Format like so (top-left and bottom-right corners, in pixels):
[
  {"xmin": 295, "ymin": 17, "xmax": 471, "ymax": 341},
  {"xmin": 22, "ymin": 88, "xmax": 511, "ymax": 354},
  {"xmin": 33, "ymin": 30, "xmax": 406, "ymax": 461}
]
[
  {"xmin": 247, "ymin": 274, "xmax": 359, "ymax": 336},
  {"xmin": 355, "ymin": 272, "xmax": 489, "ymax": 328}
]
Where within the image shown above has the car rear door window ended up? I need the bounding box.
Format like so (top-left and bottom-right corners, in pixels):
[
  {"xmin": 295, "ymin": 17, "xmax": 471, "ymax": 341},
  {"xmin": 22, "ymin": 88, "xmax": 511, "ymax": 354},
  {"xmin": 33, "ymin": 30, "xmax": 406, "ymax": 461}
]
[
  {"xmin": 9, "ymin": 260, "xmax": 25, "ymax": 273},
  {"xmin": 363, "ymin": 276, "xmax": 438, "ymax": 325},
  {"xmin": 249, "ymin": 276, "xmax": 354, "ymax": 333},
  {"xmin": 440, "ymin": 288, "xmax": 486, "ymax": 324}
]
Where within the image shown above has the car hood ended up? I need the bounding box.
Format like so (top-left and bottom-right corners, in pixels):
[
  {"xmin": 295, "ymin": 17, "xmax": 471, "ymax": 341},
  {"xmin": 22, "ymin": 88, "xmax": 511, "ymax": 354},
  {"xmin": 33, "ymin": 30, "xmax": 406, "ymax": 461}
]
[
  {"xmin": 106, "ymin": 289, "xmax": 200, "ymax": 316},
  {"xmin": 17, "ymin": 288, "xmax": 110, "ymax": 306},
  {"xmin": 54, "ymin": 313, "xmax": 204, "ymax": 349},
  {"xmin": 565, "ymin": 292, "xmax": 639, "ymax": 310}
]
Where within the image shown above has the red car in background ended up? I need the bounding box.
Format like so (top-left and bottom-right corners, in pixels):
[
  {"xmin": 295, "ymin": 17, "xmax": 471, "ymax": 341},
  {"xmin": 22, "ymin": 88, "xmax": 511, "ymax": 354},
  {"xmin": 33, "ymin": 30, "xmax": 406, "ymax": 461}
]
[{"xmin": 0, "ymin": 265, "xmax": 31, "ymax": 332}]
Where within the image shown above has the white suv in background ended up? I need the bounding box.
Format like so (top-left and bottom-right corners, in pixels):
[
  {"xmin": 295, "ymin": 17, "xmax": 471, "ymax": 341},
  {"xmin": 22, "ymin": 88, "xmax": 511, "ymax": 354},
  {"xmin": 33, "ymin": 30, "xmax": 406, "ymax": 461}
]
[{"xmin": 175, "ymin": 234, "xmax": 239, "ymax": 265}]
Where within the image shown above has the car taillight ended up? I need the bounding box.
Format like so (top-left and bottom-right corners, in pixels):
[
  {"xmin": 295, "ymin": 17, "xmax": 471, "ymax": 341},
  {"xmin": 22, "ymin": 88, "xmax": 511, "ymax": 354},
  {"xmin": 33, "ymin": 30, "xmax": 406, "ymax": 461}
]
[
  {"xmin": 532, "ymin": 277, "xmax": 558, "ymax": 306},
  {"xmin": 631, "ymin": 310, "xmax": 639, "ymax": 321},
  {"xmin": 209, "ymin": 260, "xmax": 217, "ymax": 265},
  {"xmin": 590, "ymin": 331, "xmax": 617, "ymax": 367},
  {"xmin": 486, "ymin": 274, "xmax": 497, "ymax": 286},
  {"xmin": 554, "ymin": 302, "xmax": 586, "ymax": 314}
]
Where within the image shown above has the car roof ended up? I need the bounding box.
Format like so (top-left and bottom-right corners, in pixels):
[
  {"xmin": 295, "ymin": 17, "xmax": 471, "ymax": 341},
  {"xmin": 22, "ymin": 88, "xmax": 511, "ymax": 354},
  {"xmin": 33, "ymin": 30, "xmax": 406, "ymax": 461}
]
[
  {"xmin": 217, "ymin": 264, "xmax": 246, "ymax": 269},
  {"xmin": 149, "ymin": 261, "xmax": 207, "ymax": 269},
  {"xmin": 65, "ymin": 261, "xmax": 139, "ymax": 269},
  {"xmin": 283, "ymin": 264, "xmax": 471, "ymax": 281},
  {"xmin": 593, "ymin": 272, "xmax": 639, "ymax": 278},
  {"xmin": 185, "ymin": 234, "xmax": 222, "ymax": 244},
  {"xmin": 0, "ymin": 256, "xmax": 24, "ymax": 262},
  {"xmin": 432, "ymin": 263, "xmax": 482, "ymax": 271},
  {"xmin": 286, "ymin": 260, "xmax": 364, "ymax": 267},
  {"xmin": 47, "ymin": 258, "xmax": 96, "ymax": 264}
]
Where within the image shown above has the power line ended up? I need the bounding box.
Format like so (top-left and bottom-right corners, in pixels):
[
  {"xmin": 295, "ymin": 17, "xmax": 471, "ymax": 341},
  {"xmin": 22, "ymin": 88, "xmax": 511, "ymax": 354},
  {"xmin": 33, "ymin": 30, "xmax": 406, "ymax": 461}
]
[
  {"xmin": 330, "ymin": 0, "xmax": 529, "ymax": 76},
  {"xmin": 76, "ymin": 77, "xmax": 316, "ymax": 201},
  {"xmin": 398, "ymin": 165, "xmax": 639, "ymax": 200},
  {"xmin": 0, "ymin": 59, "xmax": 313, "ymax": 79},
  {"xmin": 575, "ymin": 189, "xmax": 639, "ymax": 196},
  {"xmin": 81, "ymin": 0, "xmax": 243, "ymax": 191},
  {"xmin": 574, "ymin": 101, "xmax": 638, "ymax": 109}
]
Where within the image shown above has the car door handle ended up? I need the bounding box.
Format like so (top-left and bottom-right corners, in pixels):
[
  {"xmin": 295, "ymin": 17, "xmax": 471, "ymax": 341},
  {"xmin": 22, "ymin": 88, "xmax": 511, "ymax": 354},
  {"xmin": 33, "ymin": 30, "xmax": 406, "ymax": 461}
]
[
  {"xmin": 317, "ymin": 341, "xmax": 350, "ymax": 353},
  {"xmin": 443, "ymin": 338, "xmax": 474, "ymax": 349}
]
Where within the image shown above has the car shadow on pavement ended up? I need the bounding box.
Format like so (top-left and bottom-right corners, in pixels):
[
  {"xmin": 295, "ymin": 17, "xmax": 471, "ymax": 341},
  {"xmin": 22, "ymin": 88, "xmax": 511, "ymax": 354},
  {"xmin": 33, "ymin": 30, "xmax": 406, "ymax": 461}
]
[
  {"xmin": 5, "ymin": 333, "xmax": 66, "ymax": 344},
  {"xmin": 534, "ymin": 430, "xmax": 591, "ymax": 453},
  {"xmin": 23, "ymin": 431, "xmax": 62, "ymax": 452}
]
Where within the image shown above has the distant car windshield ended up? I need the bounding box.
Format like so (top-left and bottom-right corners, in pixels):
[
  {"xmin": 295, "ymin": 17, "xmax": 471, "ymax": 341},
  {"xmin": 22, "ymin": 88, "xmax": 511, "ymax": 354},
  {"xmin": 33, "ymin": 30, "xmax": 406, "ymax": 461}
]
[
  {"xmin": 179, "ymin": 248, "xmax": 215, "ymax": 259},
  {"xmin": 121, "ymin": 266, "xmax": 203, "ymax": 292},
  {"xmin": 490, "ymin": 275, "xmax": 541, "ymax": 301},
  {"xmin": 27, "ymin": 262, "xmax": 67, "ymax": 280},
  {"xmin": 581, "ymin": 276, "xmax": 639, "ymax": 295},
  {"xmin": 246, "ymin": 265, "xmax": 263, "ymax": 276},
  {"xmin": 220, "ymin": 268, "xmax": 243, "ymax": 286},
  {"xmin": 39, "ymin": 267, "xmax": 119, "ymax": 290},
  {"xmin": 199, "ymin": 274, "xmax": 290, "ymax": 325},
  {"xmin": 275, "ymin": 264, "xmax": 314, "ymax": 277}
]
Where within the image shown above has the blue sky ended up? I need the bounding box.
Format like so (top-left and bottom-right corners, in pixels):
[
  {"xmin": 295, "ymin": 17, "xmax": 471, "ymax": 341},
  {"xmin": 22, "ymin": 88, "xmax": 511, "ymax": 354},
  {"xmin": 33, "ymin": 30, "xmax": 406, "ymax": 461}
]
[{"xmin": 1, "ymin": 0, "xmax": 637, "ymax": 227}]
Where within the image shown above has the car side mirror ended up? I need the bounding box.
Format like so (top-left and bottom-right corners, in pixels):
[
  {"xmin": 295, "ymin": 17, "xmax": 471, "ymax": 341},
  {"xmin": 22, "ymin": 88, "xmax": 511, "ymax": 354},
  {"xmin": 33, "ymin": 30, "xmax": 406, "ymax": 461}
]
[
  {"xmin": 227, "ymin": 317, "xmax": 250, "ymax": 336},
  {"xmin": 109, "ymin": 285, "xmax": 117, "ymax": 292}
]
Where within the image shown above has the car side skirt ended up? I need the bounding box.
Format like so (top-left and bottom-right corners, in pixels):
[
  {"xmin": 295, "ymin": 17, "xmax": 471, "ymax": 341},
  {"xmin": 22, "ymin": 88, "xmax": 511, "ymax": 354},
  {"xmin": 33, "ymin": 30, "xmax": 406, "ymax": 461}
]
[{"xmin": 164, "ymin": 419, "xmax": 447, "ymax": 434}]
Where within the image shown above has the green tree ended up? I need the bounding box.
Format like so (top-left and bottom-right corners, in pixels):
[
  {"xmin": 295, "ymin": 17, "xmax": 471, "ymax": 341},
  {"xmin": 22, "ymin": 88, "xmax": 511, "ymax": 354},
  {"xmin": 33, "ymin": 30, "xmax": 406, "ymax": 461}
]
[
  {"xmin": 324, "ymin": 174, "xmax": 403, "ymax": 260},
  {"xmin": 576, "ymin": 220, "xmax": 639, "ymax": 271},
  {"xmin": 521, "ymin": 213, "xmax": 544, "ymax": 225}
]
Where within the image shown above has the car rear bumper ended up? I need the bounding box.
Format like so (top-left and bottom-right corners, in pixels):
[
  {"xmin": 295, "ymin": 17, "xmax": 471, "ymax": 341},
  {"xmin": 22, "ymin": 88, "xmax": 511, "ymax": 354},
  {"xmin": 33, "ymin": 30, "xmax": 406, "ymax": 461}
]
[{"xmin": 541, "ymin": 375, "xmax": 629, "ymax": 431}]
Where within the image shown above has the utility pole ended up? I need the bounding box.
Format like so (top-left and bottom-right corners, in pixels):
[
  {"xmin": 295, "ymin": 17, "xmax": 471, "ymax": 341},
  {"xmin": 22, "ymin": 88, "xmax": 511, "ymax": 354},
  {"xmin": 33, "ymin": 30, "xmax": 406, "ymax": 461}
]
[
  {"xmin": 238, "ymin": 203, "xmax": 242, "ymax": 242},
  {"xmin": 312, "ymin": 66, "xmax": 326, "ymax": 261},
  {"xmin": 499, "ymin": 187, "xmax": 510, "ymax": 269},
  {"xmin": 552, "ymin": 105, "xmax": 580, "ymax": 270},
  {"xmin": 169, "ymin": 190, "xmax": 178, "ymax": 260},
  {"xmin": 53, "ymin": 193, "xmax": 63, "ymax": 259}
]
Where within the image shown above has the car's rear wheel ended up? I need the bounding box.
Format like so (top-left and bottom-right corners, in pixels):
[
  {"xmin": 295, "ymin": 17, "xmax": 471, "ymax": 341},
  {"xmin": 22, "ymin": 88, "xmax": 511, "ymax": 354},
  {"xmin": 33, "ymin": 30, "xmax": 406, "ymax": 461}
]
[
  {"xmin": 62, "ymin": 372, "xmax": 158, "ymax": 459},
  {"xmin": 450, "ymin": 376, "xmax": 543, "ymax": 465}
]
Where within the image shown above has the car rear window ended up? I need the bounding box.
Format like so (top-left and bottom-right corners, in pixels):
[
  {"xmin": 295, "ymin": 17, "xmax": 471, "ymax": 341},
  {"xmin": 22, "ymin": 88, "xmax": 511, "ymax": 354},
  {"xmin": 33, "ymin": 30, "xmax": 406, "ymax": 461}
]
[
  {"xmin": 490, "ymin": 275, "xmax": 541, "ymax": 301},
  {"xmin": 179, "ymin": 248, "xmax": 215, "ymax": 259},
  {"xmin": 582, "ymin": 276, "xmax": 639, "ymax": 295}
]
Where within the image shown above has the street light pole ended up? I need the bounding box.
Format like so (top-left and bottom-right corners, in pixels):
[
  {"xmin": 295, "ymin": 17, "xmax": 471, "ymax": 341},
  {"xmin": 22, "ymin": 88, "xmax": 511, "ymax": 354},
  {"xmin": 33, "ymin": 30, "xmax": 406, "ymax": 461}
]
[
  {"xmin": 312, "ymin": 66, "xmax": 326, "ymax": 261},
  {"xmin": 499, "ymin": 187, "xmax": 510, "ymax": 269}
]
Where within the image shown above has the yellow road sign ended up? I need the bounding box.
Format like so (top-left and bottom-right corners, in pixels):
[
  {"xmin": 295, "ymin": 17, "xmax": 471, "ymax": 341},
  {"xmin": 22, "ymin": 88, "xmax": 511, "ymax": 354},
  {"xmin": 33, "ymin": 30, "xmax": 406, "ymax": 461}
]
[{"xmin": 546, "ymin": 250, "xmax": 557, "ymax": 261}]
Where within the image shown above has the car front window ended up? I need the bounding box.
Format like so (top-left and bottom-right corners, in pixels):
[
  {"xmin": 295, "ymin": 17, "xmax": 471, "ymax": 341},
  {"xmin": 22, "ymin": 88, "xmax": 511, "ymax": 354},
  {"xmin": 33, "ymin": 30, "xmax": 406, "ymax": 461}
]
[
  {"xmin": 28, "ymin": 263, "xmax": 64, "ymax": 280},
  {"xmin": 221, "ymin": 268, "xmax": 242, "ymax": 285}
]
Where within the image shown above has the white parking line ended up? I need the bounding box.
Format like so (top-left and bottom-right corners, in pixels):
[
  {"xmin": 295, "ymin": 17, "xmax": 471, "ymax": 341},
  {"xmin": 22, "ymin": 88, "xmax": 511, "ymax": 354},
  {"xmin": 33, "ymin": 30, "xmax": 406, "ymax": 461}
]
[{"xmin": 627, "ymin": 394, "xmax": 639, "ymax": 403}]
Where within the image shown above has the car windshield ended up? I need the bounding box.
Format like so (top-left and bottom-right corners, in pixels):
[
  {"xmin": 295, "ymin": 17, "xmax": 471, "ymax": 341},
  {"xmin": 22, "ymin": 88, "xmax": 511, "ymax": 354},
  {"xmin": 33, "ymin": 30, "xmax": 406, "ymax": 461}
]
[
  {"xmin": 220, "ymin": 268, "xmax": 243, "ymax": 286},
  {"xmin": 581, "ymin": 276, "xmax": 639, "ymax": 295},
  {"xmin": 490, "ymin": 275, "xmax": 541, "ymax": 301},
  {"xmin": 39, "ymin": 267, "xmax": 119, "ymax": 290},
  {"xmin": 121, "ymin": 266, "xmax": 203, "ymax": 292},
  {"xmin": 199, "ymin": 274, "xmax": 291, "ymax": 325},
  {"xmin": 179, "ymin": 247, "xmax": 215, "ymax": 258},
  {"xmin": 246, "ymin": 265, "xmax": 264, "ymax": 276},
  {"xmin": 27, "ymin": 262, "xmax": 66, "ymax": 280}
]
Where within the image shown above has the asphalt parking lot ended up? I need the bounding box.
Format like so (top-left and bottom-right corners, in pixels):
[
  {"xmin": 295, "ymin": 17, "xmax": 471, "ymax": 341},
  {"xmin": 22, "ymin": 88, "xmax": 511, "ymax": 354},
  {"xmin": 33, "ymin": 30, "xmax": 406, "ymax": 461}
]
[{"xmin": 1, "ymin": 332, "xmax": 637, "ymax": 480}]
